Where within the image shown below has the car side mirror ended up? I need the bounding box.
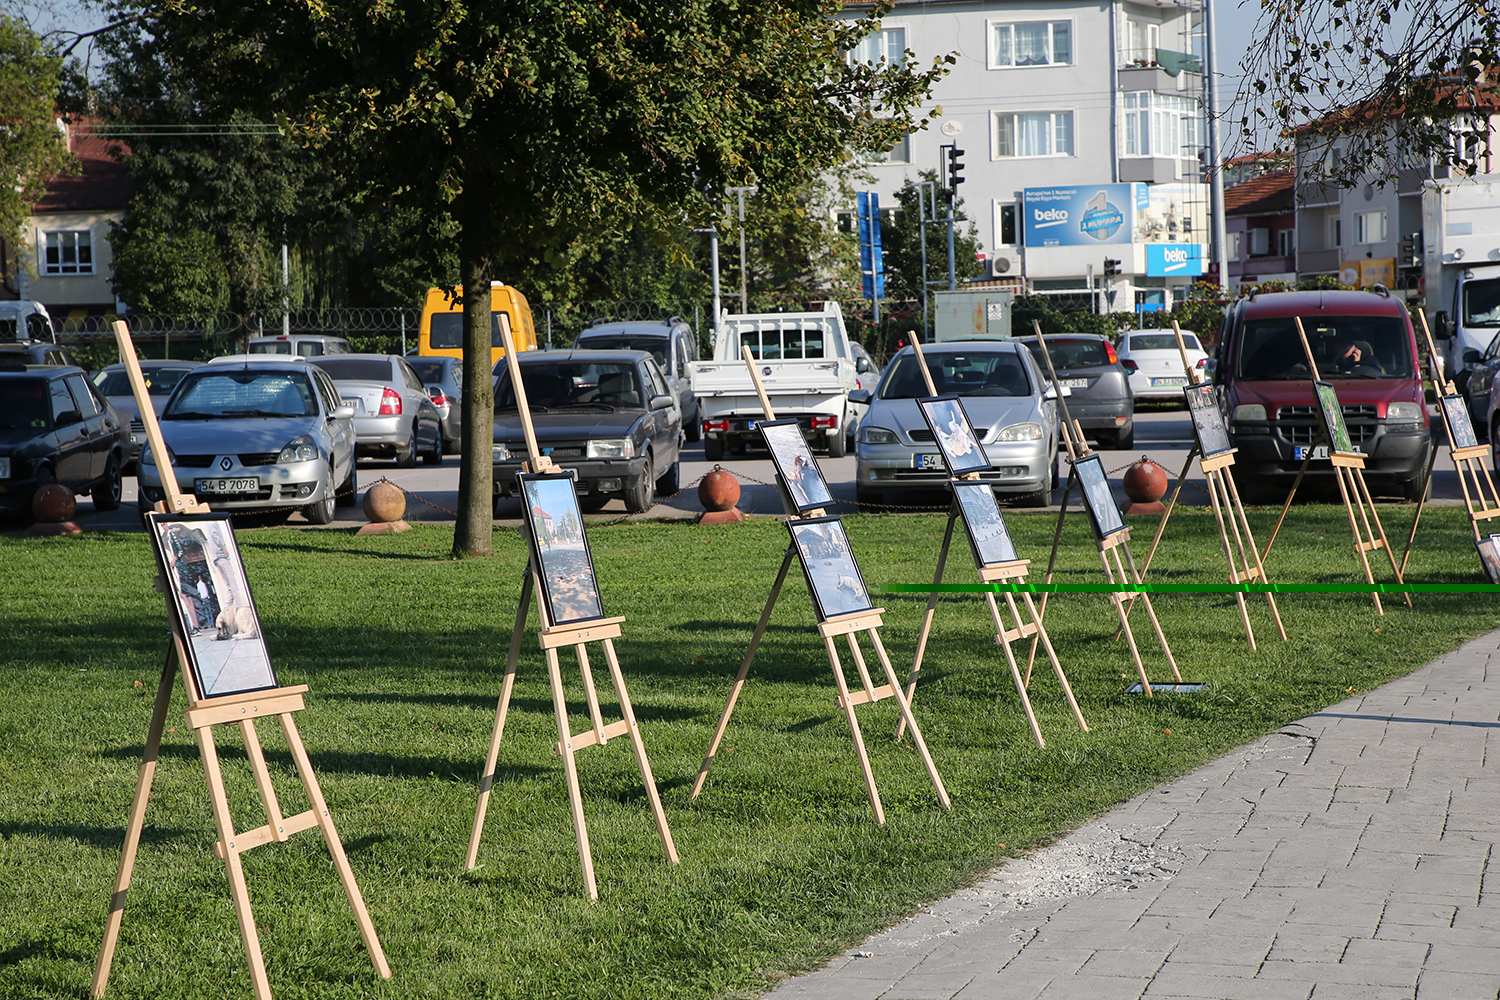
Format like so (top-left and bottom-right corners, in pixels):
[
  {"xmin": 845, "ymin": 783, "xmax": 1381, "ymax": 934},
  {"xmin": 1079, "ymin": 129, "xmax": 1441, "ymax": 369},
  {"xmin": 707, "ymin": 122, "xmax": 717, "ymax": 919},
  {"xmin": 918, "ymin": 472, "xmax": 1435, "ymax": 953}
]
[
  {"xmin": 650, "ymin": 394, "xmax": 675, "ymax": 411},
  {"xmin": 331, "ymin": 405, "xmax": 355, "ymax": 419},
  {"xmin": 425, "ymin": 385, "xmax": 442, "ymax": 399},
  {"xmin": 1435, "ymin": 312, "xmax": 1451, "ymax": 339},
  {"xmin": 856, "ymin": 359, "xmax": 874, "ymax": 374},
  {"xmin": 1463, "ymin": 348, "xmax": 1483, "ymax": 364},
  {"xmin": 55, "ymin": 409, "xmax": 81, "ymax": 427},
  {"xmin": 847, "ymin": 388, "xmax": 872, "ymax": 405}
]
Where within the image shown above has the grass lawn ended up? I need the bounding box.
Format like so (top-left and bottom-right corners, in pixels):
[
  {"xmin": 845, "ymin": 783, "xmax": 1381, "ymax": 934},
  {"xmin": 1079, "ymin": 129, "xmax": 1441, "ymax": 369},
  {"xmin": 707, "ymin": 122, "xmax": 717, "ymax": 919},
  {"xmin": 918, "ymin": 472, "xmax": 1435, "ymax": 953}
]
[{"xmin": 1, "ymin": 505, "xmax": 1496, "ymax": 1000}]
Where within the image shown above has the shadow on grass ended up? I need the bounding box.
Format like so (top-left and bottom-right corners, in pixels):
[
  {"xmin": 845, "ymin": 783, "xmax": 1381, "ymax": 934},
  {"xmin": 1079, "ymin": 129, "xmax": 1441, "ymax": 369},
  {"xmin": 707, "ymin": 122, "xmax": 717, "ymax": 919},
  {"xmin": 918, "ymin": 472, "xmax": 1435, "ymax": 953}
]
[
  {"xmin": 0, "ymin": 821, "xmax": 192, "ymax": 852},
  {"xmin": 103, "ymin": 741, "xmax": 549, "ymax": 784}
]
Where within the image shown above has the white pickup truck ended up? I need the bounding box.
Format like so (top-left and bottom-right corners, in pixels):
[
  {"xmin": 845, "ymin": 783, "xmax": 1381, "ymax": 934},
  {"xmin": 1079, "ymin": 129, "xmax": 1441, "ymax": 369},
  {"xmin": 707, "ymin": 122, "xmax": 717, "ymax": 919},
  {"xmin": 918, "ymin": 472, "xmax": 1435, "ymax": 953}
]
[{"xmin": 691, "ymin": 302, "xmax": 874, "ymax": 460}]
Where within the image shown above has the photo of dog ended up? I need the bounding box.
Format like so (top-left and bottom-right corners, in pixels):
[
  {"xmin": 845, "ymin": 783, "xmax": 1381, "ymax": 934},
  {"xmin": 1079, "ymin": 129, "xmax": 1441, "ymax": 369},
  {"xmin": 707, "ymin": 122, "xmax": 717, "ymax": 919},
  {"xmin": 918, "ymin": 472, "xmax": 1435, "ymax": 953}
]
[{"xmin": 215, "ymin": 605, "xmax": 259, "ymax": 641}]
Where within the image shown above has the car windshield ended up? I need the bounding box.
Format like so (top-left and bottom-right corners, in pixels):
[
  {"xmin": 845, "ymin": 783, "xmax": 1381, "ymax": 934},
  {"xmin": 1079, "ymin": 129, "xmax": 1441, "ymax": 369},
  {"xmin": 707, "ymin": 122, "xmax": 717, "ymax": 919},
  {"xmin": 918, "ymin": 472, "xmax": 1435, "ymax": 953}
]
[
  {"xmin": 248, "ymin": 341, "xmax": 294, "ymax": 354},
  {"xmin": 407, "ymin": 359, "xmax": 450, "ymax": 384},
  {"xmin": 430, "ymin": 312, "xmax": 508, "ymax": 349},
  {"xmin": 311, "ymin": 358, "xmax": 394, "ymax": 381},
  {"xmin": 93, "ymin": 366, "xmax": 196, "ymax": 396},
  {"xmin": 1234, "ymin": 315, "xmax": 1413, "ymax": 380},
  {"xmin": 878, "ymin": 351, "xmax": 1033, "ymax": 399},
  {"xmin": 0, "ymin": 378, "xmax": 52, "ymax": 430},
  {"xmin": 1022, "ymin": 338, "xmax": 1110, "ymax": 369},
  {"xmin": 495, "ymin": 362, "xmax": 642, "ymax": 410},
  {"xmin": 738, "ymin": 326, "xmax": 829, "ymax": 360},
  {"xmin": 1463, "ymin": 278, "xmax": 1500, "ymax": 329},
  {"xmin": 1128, "ymin": 333, "xmax": 1200, "ymax": 352},
  {"xmin": 576, "ymin": 336, "xmax": 667, "ymax": 367},
  {"xmin": 165, "ymin": 370, "xmax": 319, "ymax": 418}
]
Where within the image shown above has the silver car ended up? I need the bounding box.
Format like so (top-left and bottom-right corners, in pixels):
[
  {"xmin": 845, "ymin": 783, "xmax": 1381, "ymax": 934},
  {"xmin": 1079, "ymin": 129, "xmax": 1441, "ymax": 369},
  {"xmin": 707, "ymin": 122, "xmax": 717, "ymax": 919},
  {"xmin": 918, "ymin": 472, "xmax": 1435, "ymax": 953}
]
[
  {"xmin": 310, "ymin": 354, "xmax": 443, "ymax": 466},
  {"xmin": 91, "ymin": 360, "xmax": 203, "ymax": 467},
  {"xmin": 852, "ymin": 341, "xmax": 1060, "ymax": 508},
  {"xmin": 137, "ymin": 359, "xmax": 356, "ymax": 524},
  {"xmin": 407, "ymin": 355, "xmax": 463, "ymax": 453}
]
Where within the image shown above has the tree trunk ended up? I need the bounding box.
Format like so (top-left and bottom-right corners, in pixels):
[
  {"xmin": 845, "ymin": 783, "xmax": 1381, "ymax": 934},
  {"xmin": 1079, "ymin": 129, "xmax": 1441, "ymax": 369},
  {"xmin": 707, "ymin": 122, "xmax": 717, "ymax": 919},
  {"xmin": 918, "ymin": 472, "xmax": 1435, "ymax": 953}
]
[{"xmin": 452, "ymin": 183, "xmax": 495, "ymax": 558}]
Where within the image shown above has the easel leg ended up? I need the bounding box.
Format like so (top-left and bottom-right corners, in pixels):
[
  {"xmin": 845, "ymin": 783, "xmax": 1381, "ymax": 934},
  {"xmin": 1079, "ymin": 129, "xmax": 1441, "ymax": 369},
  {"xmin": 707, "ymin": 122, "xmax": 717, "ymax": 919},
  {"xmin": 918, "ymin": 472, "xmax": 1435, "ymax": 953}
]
[
  {"xmin": 1399, "ymin": 435, "xmax": 1440, "ymax": 576},
  {"xmin": 599, "ymin": 638, "xmax": 679, "ymax": 864},
  {"xmin": 1026, "ymin": 471, "xmax": 1076, "ymax": 681},
  {"xmin": 898, "ymin": 508, "xmax": 957, "ymax": 739},
  {"xmin": 1223, "ymin": 468, "xmax": 1287, "ymax": 641},
  {"xmin": 1015, "ymin": 592, "xmax": 1087, "ymax": 732},
  {"xmin": 1353, "ymin": 467, "xmax": 1411, "ymax": 607},
  {"xmin": 575, "ymin": 643, "xmax": 609, "ymax": 743},
  {"xmin": 93, "ymin": 644, "xmax": 178, "ymax": 998},
  {"xmin": 690, "ymin": 548, "xmax": 796, "ymax": 799},
  {"xmin": 1334, "ymin": 465, "xmax": 1383, "ymax": 614},
  {"xmin": 823, "ymin": 636, "xmax": 885, "ymax": 824},
  {"xmin": 867, "ymin": 629, "xmax": 951, "ymax": 810},
  {"xmin": 1119, "ymin": 447, "xmax": 1198, "ymax": 632},
  {"xmin": 1119, "ymin": 545, "xmax": 1182, "ymax": 682},
  {"xmin": 279, "ymin": 714, "xmax": 392, "ymax": 978},
  {"xmin": 466, "ymin": 571, "xmax": 534, "ymax": 870},
  {"xmin": 985, "ymin": 593, "xmax": 1044, "ymax": 747},
  {"xmin": 545, "ymin": 644, "xmax": 599, "ymax": 900},
  {"xmin": 1262, "ymin": 450, "xmax": 1314, "ymax": 564},
  {"xmin": 1205, "ymin": 469, "xmax": 1256, "ymax": 650},
  {"xmin": 1102, "ymin": 550, "xmax": 1153, "ymax": 697}
]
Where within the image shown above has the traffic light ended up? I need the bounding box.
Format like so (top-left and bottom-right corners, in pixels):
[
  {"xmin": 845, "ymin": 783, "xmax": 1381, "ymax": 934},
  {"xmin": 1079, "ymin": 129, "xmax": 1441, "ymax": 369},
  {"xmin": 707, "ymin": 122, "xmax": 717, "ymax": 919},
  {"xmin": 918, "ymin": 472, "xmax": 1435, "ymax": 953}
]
[
  {"xmin": 1400, "ymin": 231, "xmax": 1423, "ymax": 268},
  {"xmin": 945, "ymin": 145, "xmax": 965, "ymax": 194},
  {"xmin": 1103, "ymin": 257, "xmax": 1121, "ymax": 278}
]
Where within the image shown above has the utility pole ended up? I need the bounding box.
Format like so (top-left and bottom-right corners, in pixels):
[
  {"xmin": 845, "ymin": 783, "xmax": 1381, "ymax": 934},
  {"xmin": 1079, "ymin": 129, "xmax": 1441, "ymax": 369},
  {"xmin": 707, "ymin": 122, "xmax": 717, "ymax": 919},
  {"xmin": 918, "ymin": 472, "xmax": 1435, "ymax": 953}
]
[
  {"xmin": 727, "ymin": 186, "xmax": 757, "ymax": 313},
  {"xmin": 942, "ymin": 144, "xmax": 966, "ymax": 291},
  {"xmin": 1204, "ymin": 0, "xmax": 1229, "ymax": 291},
  {"xmin": 919, "ymin": 181, "xmax": 933, "ymax": 343}
]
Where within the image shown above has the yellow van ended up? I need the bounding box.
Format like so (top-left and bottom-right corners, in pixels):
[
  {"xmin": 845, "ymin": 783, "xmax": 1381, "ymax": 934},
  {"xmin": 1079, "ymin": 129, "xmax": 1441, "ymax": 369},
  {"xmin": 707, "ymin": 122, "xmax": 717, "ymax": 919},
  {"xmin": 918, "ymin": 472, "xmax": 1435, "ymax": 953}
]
[{"xmin": 418, "ymin": 282, "xmax": 539, "ymax": 366}]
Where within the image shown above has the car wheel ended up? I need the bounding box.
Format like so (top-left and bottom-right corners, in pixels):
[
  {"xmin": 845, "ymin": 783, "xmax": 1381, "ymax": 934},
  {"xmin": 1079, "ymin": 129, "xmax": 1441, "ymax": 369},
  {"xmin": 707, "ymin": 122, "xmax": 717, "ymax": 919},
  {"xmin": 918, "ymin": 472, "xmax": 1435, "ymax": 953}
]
[
  {"xmin": 656, "ymin": 457, "xmax": 681, "ymax": 494},
  {"xmin": 335, "ymin": 459, "xmax": 357, "ymax": 507},
  {"xmin": 1050, "ymin": 449, "xmax": 1061, "ymax": 491},
  {"xmin": 303, "ymin": 468, "xmax": 337, "ymax": 524},
  {"xmin": 422, "ymin": 424, "xmax": 443, "ymax": 465},
  {"xmin": 1111, "ymin": 424, "xmax": 1134, "ymax": 450},
  {"xmin": 92, "ymin": 453, "xmax": 123, "ymax": 511},
  {"xmin": 703, "ymin": 436, "xmax": 725, "ymax": 461},
  {"xmin": 623, "ymin": 452, "xmax": 655, "ymax": 513},
  {"xmin": 685, "ymin": 405, "xmax": 702, "ymax": 442},
  {"xmin": 827, "ymin": 429, "xmax": 848, "ymax": 458},
  {"xmin": 395, "ymin": 426, "xmax": 417, "ymax": 468},
  {"xmin": 1403, "ymin": 473, "xmax": 1432, "ymax": 502}
]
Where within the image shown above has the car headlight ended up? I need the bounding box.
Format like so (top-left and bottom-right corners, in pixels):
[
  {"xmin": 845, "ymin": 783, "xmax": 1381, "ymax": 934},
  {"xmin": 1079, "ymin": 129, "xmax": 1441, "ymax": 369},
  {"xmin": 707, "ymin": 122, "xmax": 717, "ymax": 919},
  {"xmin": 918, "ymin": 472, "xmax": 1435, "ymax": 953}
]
[
  {"xmin": 1232, "ymin": 404, "xmax": 1267, "ymax": 421},
  {"xmin": 859, "ymin": 426, "xmax": 899, "ymax": 445},
  {"xmin": 587, "ymin": 439, "xmax": 635, "ymax": 459},
  {"xmin": 995, "ymin": 421, "xmax": 1042, "ymax": 442},
  {"xmin": 139, "ymin": 442, "xmax": 175, "ymax": 467},
  {"xmin": 1387, "ymin": 401, "xmax": 1421, "ymax": 420},
  {"xmin": 492, "ymin": 443, "xmax": 512, "ymax": 463},
  {"xmin": 277, "ymin": 435, "xmax": 319, "ymax": 463}
]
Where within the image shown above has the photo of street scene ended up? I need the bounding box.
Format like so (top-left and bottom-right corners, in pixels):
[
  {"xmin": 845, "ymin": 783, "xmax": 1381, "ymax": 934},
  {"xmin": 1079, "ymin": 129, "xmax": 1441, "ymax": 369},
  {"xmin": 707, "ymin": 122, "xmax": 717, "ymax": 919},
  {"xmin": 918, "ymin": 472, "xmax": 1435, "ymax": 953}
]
[
  {"xmin": 919, "ymin": 396, "xmax": 989, "ymax": 476},
  {"xmin": 148, "ymin": 513, "xmax": 277, "ymax": 700},
  {"xmin": 1185, "ymin": 383, "xmax": 1232, "ymax": 458},
  {"xmin": 953, "ymin": 481, "xmax": 1019, "ymax": 567},
  {"xmin": 788, "ymin": 517, "xmax": 873, "ymax": 620},
  {"xmin": 761, "ymin": 420, "xmax": 834, "ymax": 512},
  {"xmin": 1315, "ymin": 381, "xmax": 1356, "ymax": 454},
  {"xmin": 1443, "ymin": 394, "xmax": 1478, "ymax": 450},
  {"xmin": 1075, "ymin": 455, "xmax": 1126, "ymax": 539},
  {"xmin": 1479, "ymin": 535, "xmax": 1500, "ymax": 585},
  {"xmin": 522, "ymin": 475, "xmax": 605, "ymax": 624}
]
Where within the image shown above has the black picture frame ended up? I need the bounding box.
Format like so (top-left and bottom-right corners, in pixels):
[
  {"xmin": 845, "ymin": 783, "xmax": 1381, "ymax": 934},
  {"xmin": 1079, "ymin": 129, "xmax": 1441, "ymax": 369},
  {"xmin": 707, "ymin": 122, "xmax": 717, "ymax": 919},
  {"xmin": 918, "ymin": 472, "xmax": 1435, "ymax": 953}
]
[
  {"xmin": 952, "ymin": 480, "xmax": 1019, "ymax": 568},
  {"xmin": 1479, "ymin": 534, "xmax": 1500, "ymax": 585},
  {"xmin": 1442, "ymin": 394, "xmax": 1478, "ymax": 450},
  {"xmin": 1183, "ymin": 383, "xmax": 1233, "ymax": 458},
  {"xmin": 147, "ymin": 512, "xmax": 278, "ymax": 701},
  {"xmin": 519, "ymin": 472, "xmax": 607, "ymax": 626},
  {"xmin": 917, "ymin": 395, "xmax": 991, "ymax": 477},
  {"xmin": 1314, "ymin": 381, "xmax": 1356, "ymax": 455},
  {"xmin": 787, "ymin": 516, "xmax": 875, "ymax": 621},
  {"xmin": 759, "ymin": 419, "xmax": 835, "ymax": 513},
  {"xmin": 1073, "ymin": 454, "xmax": 1127, "ymax": 540}
]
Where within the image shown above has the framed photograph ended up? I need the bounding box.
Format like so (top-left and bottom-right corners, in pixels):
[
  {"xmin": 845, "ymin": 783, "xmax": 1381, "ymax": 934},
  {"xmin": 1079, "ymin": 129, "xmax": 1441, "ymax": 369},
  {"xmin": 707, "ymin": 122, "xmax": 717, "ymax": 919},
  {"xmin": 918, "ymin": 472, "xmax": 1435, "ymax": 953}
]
[
  {"xmin": 917, "ymin": 396, "xmax": 990, "ymax": 477},
  {"xmin": 1183, "ymin": 383, "xmax": 1233, "ymax": 458},
  {"xmin": 1314, "ymin": 381, "xmax": 1356, "ymax": 455},
  {"xmin": 1442, "ymin": 394, "xmax": 1478, "ymax": 450},
  {"xmin": 760, "ymin": 419, "xmax": 835, "ymax": 513},
  {"xmin": 147, "ymin": 513, "xmax": 278, "ymax": 701},
  {"xmin": 519, "ymin": 473, "xmax": 606, "ymax": 626},
  {"xmin": 952, "ymin": 480, "xmax": 1019, "ymax": 568},
  {"xmin": 1479, "ymin": 534, "xmax": 1500, "ymax": 584},
  {"xmin": 787, "ymin": 516, "xmax": 874, "ymax": 621},
  {"xmin": 1073, "ymin": 454, "xmax": 1127, "ymax": 540}
]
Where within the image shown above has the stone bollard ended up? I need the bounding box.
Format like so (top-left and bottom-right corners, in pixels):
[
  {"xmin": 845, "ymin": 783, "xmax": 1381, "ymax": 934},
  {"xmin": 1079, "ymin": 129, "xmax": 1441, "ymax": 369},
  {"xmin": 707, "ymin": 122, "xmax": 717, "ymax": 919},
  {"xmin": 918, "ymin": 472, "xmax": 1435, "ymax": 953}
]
[
  {"xmin": 1122, "ymin": 456, "xmax": 1169, "ymax": 515},
  {"xmin": 357, "ymin": 480, "xmax": 411, "ymax": 535},
  {"xmin": 697, "ymin": 468, "xmax": 745, "ymax": 525},
  {"xmin": 27, "ymin": 483, "xmax": 82, "ymax": 536}
]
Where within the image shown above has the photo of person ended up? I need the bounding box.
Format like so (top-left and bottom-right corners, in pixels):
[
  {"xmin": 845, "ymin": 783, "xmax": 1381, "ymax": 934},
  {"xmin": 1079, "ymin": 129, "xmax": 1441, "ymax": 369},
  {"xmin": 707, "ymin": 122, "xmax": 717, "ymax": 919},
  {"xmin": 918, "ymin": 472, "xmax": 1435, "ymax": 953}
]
[
  {"xmin": 148, "ymin": 513, "xmax": 277, "ymax": 700},
  {"xmin": 521, "ymin": 474, "xmax": 605, "ymax": 625},
  {"xmin": 1184, "ymin": 383, "xmax": 1233, "ymax": 458},
  {"xmin": 1314, "ymin": 381, "xmax": 1356, "ymax": 454},
  {"xmin": 953, "ymin": 480, "xmax": 1019, "ymax": 567},
  {"xmin": 1442, "ymin": 394, "xmax": 1478, "ymax": 450},
  {"xmin": 788, "ymin": 517, "xmax": 874, "ymax": 620},
  {"xmin": 1074, "ymin": 455, "xmax": 1126, "ymax": 539},
  {"xmin": 1478, "ymin": 534, "xmax": 1500, "ymax": 585},
  {"xmin": 760, "ymin": 419, "xmax": 834, "ymax": 512},
  {"xmin": 918, "ymin": 396, "xmax": 990, "ymax": 476}
]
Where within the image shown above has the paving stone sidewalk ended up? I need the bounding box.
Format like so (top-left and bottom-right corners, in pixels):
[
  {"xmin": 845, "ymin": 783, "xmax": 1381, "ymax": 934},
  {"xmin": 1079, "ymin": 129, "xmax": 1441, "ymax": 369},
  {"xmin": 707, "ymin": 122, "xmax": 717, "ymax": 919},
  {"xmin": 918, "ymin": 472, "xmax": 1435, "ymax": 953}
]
[{"xmin": 765, "ymin": 629, "xmax": 1500, "ymax": 1000}]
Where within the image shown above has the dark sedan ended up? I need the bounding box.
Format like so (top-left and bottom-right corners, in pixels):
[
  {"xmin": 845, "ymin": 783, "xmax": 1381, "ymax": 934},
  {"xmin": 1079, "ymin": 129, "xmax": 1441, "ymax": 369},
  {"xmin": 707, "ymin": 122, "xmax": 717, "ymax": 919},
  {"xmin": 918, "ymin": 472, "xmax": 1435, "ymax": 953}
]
[
  {"xmin": 1017, "ymin": 334, "xmax": 1136, "ymax": 449},
  {"xmin": 491, "ymin": 350, "xmax": 682, "ymax": 514},
  {"xmin": 0, "ymin": 365, "xmax": 129, "ymax": 516}
]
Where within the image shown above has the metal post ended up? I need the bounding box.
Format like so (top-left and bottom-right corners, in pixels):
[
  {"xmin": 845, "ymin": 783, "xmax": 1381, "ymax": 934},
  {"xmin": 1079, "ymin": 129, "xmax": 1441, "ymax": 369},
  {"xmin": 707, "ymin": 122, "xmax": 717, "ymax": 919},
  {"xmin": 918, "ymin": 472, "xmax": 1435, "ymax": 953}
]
[
  {"xmin": 400, "ymin": 313, "xmax": 406, "ymax": 356},
  {"xmin": 1204, "ymin": 0, "xmax": 1229, "ymax": 291},
  {"xmin": 546, "ymin": 309, "xmax": 553, "ymax": 349},
  {"xmin": 709, "ymin": 227, "xmax": 722, "ymax": 323},
  {"xmin": 281, "ymin": 243, "xmax": 290, "ymax": 338},
  {"xmin": 919, "ymin": 182, "xmax": 930, "ymax": 344},
  {"xmin": 737, "ymin": 189, "xmax": 749, "ymax": 313},
  {"xmin": 946, "ymin": 188, "xmax": 958, "ymax": 292}
]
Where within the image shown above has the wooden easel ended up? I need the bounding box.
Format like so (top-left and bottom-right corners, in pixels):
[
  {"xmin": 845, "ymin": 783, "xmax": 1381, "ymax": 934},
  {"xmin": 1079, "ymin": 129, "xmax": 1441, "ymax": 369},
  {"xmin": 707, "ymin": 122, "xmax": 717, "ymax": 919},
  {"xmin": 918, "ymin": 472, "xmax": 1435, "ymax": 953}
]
[
  {"xmin": 1026, "ymin": 322, "xmax": 1182, "ymax": 697},
  {"xmin": 1258, "ymin": 318, "xmax": 1409, "ymax": 614},
  {"xmin": 95, "ymin": 322, "xmax": 390, "ymax": 1000},
  {"xmin": 688, "ymin": 357, "xmax": 951, "ymax": 823},
  {"xmin": 465, "ymin": 323, "xmax": 677, "ymax": 900},
  {"xmin": 1122, "ymin": 321, "xmax": 1286, "ymax": 649},
  {"xmin": 897, "ymin": 338, "xmax": 1087, "ymax": 748},
  {"xmin": 1399, "ymin": 311, "xmax": 1500, "ymax": 571}
]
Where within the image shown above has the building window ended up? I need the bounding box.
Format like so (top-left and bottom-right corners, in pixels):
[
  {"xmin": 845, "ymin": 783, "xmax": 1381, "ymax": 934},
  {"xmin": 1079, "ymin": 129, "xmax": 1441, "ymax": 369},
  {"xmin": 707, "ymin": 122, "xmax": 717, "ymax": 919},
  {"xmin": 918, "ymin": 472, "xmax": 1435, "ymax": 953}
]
[
  {"xmin": 1122, "ymin": 92, "xmax": 1199, "ymax": 158},
  {"xmin": 1329, "ymin": 216, "xmax": 1342, "ymax": 248},
  {"xmin": 42, "ymin": 230, "xmax": 94, "ymax": 276},
  {"xmin": 1277, "ymin": 229, "xmax": 1295, "ymax": 257},
  {"xmin": 1124, "ymin": 19, "xmax": 1159, "ymax": 65},
  {"xmin": 989, "ymin": 20, "xmax": 1072, "ymax": 68},
  {"xmin": 993, "ymin": 111, "xmax": 1074, "ymax": 158},
  {"xmin": 995, "ymin": 202, "xmax": 1018, "ymax": 246},
  {"xmin": 1228, "ymin": 232, "xmax": 1242, "ymax": 261},
  {"xmin": 1250, "ymin": 227, "xmax": 1270, "ymax": 257},
  {"xmin": 1354, "ymin": 210, "xmax": 1387, "ymax": 244},
  {"xmin": 851, "ymin": 26, "xmax": 906, "ymax": 67}
]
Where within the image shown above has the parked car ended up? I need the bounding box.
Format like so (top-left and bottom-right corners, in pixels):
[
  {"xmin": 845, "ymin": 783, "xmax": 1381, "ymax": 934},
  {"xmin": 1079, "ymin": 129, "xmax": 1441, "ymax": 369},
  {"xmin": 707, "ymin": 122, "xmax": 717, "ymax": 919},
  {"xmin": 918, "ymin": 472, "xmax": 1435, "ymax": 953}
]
[
  {"xmin": 573, "ymin": 317, "xmax": 701, "ymax": 441},
  {"xmin": 1017, "ymin": 333, "xmax": 1135, "ymax": 448},
  {"xmin": 846, "ymin": 340, "xmax": 880, "ymax": 443},
  {"xmin": 309, "ymin": 354, "xmax": 443, "ymax": 466},
  {"xmin": 851, "ymin": 340, "xmax": 1060, "ymax": 508},
  {"xmin": 247, "ymin": 333, "xmax": 352, "ymax": 357},
  {"xmin": 1215, "ymin": 288, "xmax": 1430, "ymax": 497},
  {"xmin": 0, "ymin": 364, "xmax": 129, "ymax": 516},
  {"xmin": 1117, "ymin": 329, "xmax": 1208, "ymax": 401},
  {"xmin": 136, "ymin": 358, "xmax": 357, "ymax": 524},
  {"xmin": 491, "ymin": 349, "xmax": 682, "ymax": 513},
  {"xmin": 0, "ymin": 300, "xmax": 54, "ymax": 342},
  {"xmin": 91, "ymin": 360, "xmax": 203, "ymax": 468},
  {"xmin": 406, "ymin": 355, "xmax": 464, "ymax": 453},
  {"xmin": 1459, "ymin": 330, "xmax": 1500, "ymax": 435},
  {"xmin": 0, "ymin": 341, "xmax": 76, "ymax": 368}
]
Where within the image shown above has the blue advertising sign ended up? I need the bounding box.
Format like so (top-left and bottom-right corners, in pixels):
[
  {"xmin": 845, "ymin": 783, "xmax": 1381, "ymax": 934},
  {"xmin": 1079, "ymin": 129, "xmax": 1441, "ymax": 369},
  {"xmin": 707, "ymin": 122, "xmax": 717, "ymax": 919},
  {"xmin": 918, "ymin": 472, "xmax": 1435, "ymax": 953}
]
[
  {"xmin": 857, "ymin": 192, "xmax": 885, "ymax": 300},
  {"xmin": 1023, "ymin": 185, "xmax": 1136, "ymax": 247},
  {"xmin": 1145, "ymin": 243, "xmax": 1205, "ymax": 277}
]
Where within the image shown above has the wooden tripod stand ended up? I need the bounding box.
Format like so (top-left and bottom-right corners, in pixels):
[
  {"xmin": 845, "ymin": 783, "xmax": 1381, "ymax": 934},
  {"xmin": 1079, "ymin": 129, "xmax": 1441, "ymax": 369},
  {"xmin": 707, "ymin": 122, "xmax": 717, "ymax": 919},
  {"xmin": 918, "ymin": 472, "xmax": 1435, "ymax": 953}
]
[{"xmin": 689, "ymin": 356, "xmax": 951, "ymax": 823}]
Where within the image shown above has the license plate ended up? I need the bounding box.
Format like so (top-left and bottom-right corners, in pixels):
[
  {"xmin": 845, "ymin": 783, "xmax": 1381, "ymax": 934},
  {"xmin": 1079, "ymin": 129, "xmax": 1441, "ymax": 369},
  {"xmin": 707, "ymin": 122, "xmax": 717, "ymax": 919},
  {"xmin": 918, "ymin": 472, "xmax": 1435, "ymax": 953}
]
[
  {"xmin": 341, "ymin": 397, "xmax": 364, "ymax": 413},
  {"xmin": 1150, "ymin": 377, "xmax": 1187, "ymax": 387},
  {"xmin": 1061, "ymin": 378, "xmax": 1089, "ymax": 389},
  {"xmin": 0, "ymin": 457, "xmax": 9, "ymax": 479},
  {"xmin": 1293, "ymin": 445, "xmax": 1363, "ymax": 461},
  {"xmin": 746, "ymin": 419, "xmax": 759, "ymax": 431},
  {"xmin": 914, "ymin": 454, "xmax": 944, "ymax": 470},
  {"xmin": 195, "ymin": 477, "xmax": 259, "ymax": 494}
]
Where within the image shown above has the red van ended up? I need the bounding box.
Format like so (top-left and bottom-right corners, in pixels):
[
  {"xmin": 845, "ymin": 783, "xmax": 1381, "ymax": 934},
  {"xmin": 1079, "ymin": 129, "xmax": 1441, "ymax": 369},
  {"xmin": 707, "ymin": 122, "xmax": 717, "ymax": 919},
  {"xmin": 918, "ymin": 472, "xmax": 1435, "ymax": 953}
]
[{"xmin": 1214, "ymin": 288, "xmax": 1431, "ymax": 498}]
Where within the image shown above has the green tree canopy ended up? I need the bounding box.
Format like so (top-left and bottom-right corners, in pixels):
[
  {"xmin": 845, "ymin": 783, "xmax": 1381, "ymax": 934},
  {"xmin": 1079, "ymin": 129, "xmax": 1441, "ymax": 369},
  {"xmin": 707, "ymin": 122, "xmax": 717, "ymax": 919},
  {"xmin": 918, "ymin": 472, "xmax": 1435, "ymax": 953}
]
[
  {"xmin": 878, "ymin": 170, "xmax": 983, "ymax": 304},
  {"xmin": 0, "ymin": 14, "xmax": 74, "ymax": 274}
]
